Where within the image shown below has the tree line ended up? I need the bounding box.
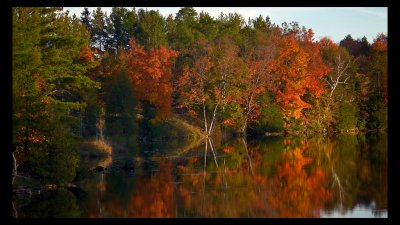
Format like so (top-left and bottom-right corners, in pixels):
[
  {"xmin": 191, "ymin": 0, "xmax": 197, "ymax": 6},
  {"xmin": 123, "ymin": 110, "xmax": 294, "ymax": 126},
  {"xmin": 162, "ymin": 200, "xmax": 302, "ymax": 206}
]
[{"xmin": 12, "ymin": 7, "xmax": 387, "ymax": 185}]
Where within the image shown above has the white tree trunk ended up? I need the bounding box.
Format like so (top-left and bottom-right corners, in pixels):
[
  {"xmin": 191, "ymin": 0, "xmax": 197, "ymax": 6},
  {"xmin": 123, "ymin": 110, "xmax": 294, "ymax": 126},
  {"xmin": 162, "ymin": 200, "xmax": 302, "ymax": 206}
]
[
  {"xmin": 208, "ymin": 138, "xmax": 219, "ymax": 168},
  {"xmin": 12, "ymin": 152, "xmax": 18, "ymax": 185},
  {"xmin": 12, "ymin": 152, "xmax": 17, "ymax": 176},
  {"xmin": 242, "ymin": 138, "xmax": 254, "ymax": 176},
  {"xmin": 207, "ymin": 103, "xmax": 219, "ymax": 136},
  {"xmin": 242, "ymin": 91, "xmax": 255, "ymax": 134},
  {"xmin": 202, "ymin": 101, "xmax": 208, "ymax": 135}
]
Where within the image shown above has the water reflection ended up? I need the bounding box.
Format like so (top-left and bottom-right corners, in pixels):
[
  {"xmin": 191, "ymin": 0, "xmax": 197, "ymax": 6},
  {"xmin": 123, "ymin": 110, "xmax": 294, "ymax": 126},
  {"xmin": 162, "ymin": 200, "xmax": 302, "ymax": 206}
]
[{"xmin": 14, "ymin": 134, "xmax": 387, "ymax": 218}]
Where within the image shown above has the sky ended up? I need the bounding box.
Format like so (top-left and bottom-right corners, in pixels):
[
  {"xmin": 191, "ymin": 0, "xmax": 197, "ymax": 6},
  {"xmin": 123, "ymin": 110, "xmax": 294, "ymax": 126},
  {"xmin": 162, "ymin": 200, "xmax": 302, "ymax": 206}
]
[{"xmin": 64, "ymin": 7, "xmax": 387, "ymax": 43}]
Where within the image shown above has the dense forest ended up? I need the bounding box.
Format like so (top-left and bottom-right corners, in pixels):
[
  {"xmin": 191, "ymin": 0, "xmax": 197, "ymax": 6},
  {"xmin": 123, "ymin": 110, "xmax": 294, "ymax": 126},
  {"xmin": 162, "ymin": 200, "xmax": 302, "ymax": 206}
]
[{"xmin": 12, "ymin": 7, "xmax": 387, "ymax": 187}]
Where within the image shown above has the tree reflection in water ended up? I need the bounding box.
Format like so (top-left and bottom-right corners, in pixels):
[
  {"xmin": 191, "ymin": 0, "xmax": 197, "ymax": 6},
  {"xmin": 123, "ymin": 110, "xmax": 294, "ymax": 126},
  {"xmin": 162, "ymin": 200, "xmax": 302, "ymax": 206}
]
[{"xmin": 14, "ymin": 134, "xmax": 387, "ymax": 218}]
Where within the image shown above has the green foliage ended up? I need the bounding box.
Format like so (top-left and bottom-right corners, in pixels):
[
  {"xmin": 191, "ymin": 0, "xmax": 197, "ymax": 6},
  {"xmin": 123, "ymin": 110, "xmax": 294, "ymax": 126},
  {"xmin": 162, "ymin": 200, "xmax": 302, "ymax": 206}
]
[
  {"xmin": 21, "ymin": 189, "xmax": 80, "ymax": 218},
  {"xmin": 105, "ymin": 70, "xmax": 138, "ymax": 137},
  {"xmin": 82, "ymin": 98, "xmax": 100, "ymax": 138},
  {"xmin": 168, "ymin": 7, "xmax": 200, "ymax": 50},
  {"xmin": 249, "ymin": 92, "xmax": 284, "ymax": 134},
  {"xmin": 286, "ymin": 118, "xmax": 307, "ymax": 134},
  {"xmin": 337, "ymin": 102, "xmax": 358, "ymax": 131},
  {"xmin": 13, "ymin": 7, "xmax": 99, "ymax": 185},
  {"xmin": 216, "ymin": 13, "xmax": 245, "ymax": 45},
  {"xmin": 106, "ymin": 7, "xmax": 136, "ymax": 53},
  {"xmin": 222, "ymin": 103, "xmax": 245, "ymax": 133},
  {"xmin": 138, "ymin": 101, "xmax": 158, "ymax": 138},
  {"xmin": 91, "ymin": 7, "xmax": 108, "ymax": 52},
  {"xmin": 261, "ymin": 105, "xmax": 285, "ymax": 133},
  {"xmin": 366, "ymin": 95, "xmax": 387, "ymax": 131},
  {"xmin": 303, "ymin": 96, "xmax": 334, "ymax": 133},
  {"xmin": 21, "ymin": 103, "xmax": 79, "ymax": 184},
  {"xmin": 136, "ymin": 9, "xmax": 168, "ymax": 50},
  {"xmin": 197, "ymin": 12, "xmax": 219, "ymax": 41}
]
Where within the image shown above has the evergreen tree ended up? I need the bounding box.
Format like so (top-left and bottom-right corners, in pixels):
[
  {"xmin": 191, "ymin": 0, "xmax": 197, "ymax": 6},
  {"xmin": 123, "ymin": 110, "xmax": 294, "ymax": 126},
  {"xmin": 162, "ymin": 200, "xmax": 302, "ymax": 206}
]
[
  {"xmin": 13, "ymin": 7, "xmax": 100, "ymax": 184},
  {"xmin": 91, "ymin": 7, "xmax": 108, "ymax": 53},
  {"xmin": 80, "ymin": 7, "xmax": 91, "ymax": 30},
  {"xmin": 136, "ymin": 9, "xmax": 168, "ymax": 50},
  {"xmin": 105, "ymin": 69, "xmax": 138, "ymax": 139}
]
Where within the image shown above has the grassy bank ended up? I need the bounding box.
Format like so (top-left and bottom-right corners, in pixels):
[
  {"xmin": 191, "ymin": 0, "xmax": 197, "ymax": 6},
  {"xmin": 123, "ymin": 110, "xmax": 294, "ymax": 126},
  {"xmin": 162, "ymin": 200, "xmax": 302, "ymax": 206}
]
[{"xmin": 79, "ymin": 139, "xmax": 113, "ymax": 158}]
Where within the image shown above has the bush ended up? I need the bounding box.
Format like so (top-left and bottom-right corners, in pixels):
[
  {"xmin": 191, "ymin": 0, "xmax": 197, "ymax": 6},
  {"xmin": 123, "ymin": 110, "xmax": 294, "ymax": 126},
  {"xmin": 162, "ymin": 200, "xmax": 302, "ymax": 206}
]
[
  {"xmin": 337, "ymin": 102, "xmax": 358, "ymax": 132},
  {"xmin": 23, "ymin": 115, "xmax": 79, "ymax": 185},
  {"xmin": 248, "ymin": 91, "xmax": 284, "ymax": 135}
]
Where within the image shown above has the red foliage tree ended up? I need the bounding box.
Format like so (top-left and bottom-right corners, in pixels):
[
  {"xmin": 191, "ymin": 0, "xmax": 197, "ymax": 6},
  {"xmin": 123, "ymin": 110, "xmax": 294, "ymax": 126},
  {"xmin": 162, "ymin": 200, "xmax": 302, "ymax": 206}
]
[
  {"xmin": 121, "ymin": 39, "xmax": 179, "ymax": 120},
  {"xmin": 268, "ymin": 33, "xmax": 329, "ymax": 125}
]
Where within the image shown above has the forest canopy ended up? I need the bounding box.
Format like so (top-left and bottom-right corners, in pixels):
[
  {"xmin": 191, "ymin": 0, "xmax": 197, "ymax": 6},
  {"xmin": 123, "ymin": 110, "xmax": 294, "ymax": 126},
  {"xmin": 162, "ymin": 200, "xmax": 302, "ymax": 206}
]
[{"xmin": 12, "ymin": 7, "xmax": 387, "ymax": 186}]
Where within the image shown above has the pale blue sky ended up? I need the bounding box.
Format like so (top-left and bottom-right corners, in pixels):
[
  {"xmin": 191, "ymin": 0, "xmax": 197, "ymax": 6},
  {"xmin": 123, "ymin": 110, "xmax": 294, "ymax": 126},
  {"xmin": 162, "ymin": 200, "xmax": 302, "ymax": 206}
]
[{"xmin": 64, "ymin": 7, "xmax": 387, "ymax": 43}]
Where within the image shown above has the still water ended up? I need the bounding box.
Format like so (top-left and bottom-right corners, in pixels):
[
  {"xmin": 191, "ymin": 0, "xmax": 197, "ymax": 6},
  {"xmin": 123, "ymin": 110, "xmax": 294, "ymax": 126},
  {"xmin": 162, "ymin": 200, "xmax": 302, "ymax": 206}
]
[{"xmin": 14, "ymin": 133, "xmax": 387, "ymax": 218}]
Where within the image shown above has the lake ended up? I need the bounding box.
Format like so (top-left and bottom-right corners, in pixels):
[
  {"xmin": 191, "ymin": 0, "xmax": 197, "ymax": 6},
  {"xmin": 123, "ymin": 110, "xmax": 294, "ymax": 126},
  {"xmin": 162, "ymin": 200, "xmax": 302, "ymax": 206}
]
[{"xmin": 13, "ymin": 133, "xmax": 387, "ymax": 218}]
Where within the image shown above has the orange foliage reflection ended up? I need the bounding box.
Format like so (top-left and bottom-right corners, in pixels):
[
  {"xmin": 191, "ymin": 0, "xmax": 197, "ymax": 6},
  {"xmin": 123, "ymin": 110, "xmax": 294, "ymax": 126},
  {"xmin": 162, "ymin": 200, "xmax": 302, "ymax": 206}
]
[{"xmin": 267, "ymin": 144, "xmax": 332, "ymax": 217}]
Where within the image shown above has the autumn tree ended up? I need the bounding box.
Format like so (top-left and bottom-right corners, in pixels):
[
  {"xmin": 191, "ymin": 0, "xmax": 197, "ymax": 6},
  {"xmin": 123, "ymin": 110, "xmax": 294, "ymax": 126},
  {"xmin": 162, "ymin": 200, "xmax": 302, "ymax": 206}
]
[
  {"xmin": 339, "ymin": 34, "xmax": 370, "ymax": 57},
  {"xmin": 314, "ymin": 37, "xmax": 359, "ymax": 132},
  {"xmin": 368, "ymin": 33, "xmax": 387, "ymax": 102},
  {"xmin": 121, "ymin": 38, "xmax": 179, "ymax": 121},
  {"xmin": 177, "ymin": 35, "xmax": 242, "ymax": 135},
  {"xmin": 177, "ymin": 38, "xmax": 214, "ymax": 133},
  {"xmin": 318, "ymin": 38, "xmax": 354, "ymax": 98},
  {"xmin": 364, "ymin": 33, "xmax": 387, "ymax": 131},
  {"xmin": 238, "ymin": 20, "xmax": 279, "ymax": 134},
  {"xmin": 206, "ymin": 36, "xmax": 242, "ymax": 134},
  {"xmin": 268, "ymin": 33, "xmax": 328, "ymax": 129}
]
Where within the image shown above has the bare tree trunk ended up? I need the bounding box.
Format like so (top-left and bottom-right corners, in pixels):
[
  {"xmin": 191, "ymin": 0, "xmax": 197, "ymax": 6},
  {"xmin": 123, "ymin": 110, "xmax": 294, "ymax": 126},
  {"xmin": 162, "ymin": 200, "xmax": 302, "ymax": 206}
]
[
  {"xmin": 202, "ymin": 101, "xmax": 208, "ymax": 135},
  {"xmin": 242, "ymin": 92, "xmax": 254, "ymax": 134},
  {"xmin": 331, "ymin": 166, "xmax": 346, "ymax": 208},
  {"xmin": 96, "ymin": 107, "xmax": 105, "ymax": 141},
  {"xmin": 242, "ymin": 72, "xmax": 260, "ymax": 134},
  {"xmin": 324, "ymin": 54, "xmax": 351, "ymax": 98},
  {"xmin": 202, "ymin": 140, "xmax": 208, "ymax": 215},
  {"xmin": 12, "ymin": 152, "xmax": 17, "ymax": 185},
  {"xmin": 208, "ymin": 138, "xmax": 219, "ymax": 168},
  {"xmin": 95, "ymin": 115, "xmax": 99, "ymax": 140},
  {"xmin": 242, "ymin": 138, "xmax": 254, "ymax": 176},
  {"xmin": 204, "ymin": 140, "xmax": 208, "ymax": 172},
  {"xmin": 79, "ymin": 110, "xmax": 83, "ymax": 137},
  {"xmin": 12, "ymin": 200, "xmax": 18, "ymax": 218},
  {"xmin": 208, "ymin": 103, "xmax": 219, "ymax": 136},
  {"xmin": 242, "ymin": 116, "xmax": 248, "ymax": 135}
]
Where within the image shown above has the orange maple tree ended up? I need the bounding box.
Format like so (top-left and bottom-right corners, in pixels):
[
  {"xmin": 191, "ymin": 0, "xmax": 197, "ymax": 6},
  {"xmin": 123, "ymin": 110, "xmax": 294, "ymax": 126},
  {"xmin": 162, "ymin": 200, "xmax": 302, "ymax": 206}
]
[
  {"xmin": 298, "ymin": 29, "xmax": 329, "ymax": 98},
  {"xmin": 268, "ymin": 33, "xmax": 329, "ymax": 124},
  {"xmin": 121, "ymin": 39, "xmax": 179, "ymax": 120}
]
